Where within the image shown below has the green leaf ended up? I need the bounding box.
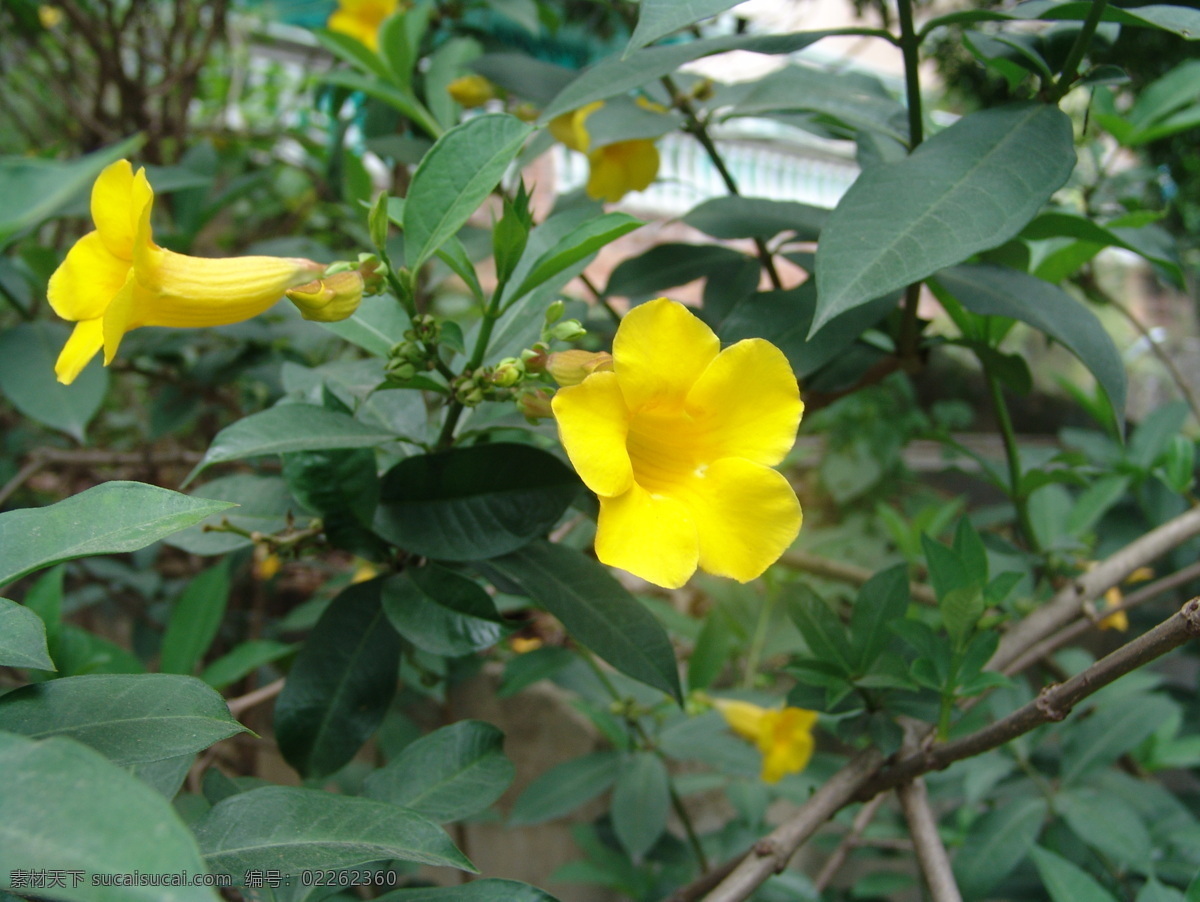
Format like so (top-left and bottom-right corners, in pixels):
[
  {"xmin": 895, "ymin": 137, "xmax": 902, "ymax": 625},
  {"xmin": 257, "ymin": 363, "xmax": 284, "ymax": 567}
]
[
  {"xmin": 375, "ymin": 878, "xmax": 563, "ymax": 901},
  {"xmin": 626, "ymin": 0, "xmax": 745, "ymax": 53},
  {"xmin": 1129, "ymin": 400, "xmax": 1189, "ymax": 470},
  {"xmin": 321, "ymin": 70, "xmax": 442, "ymax": 139},
  {"xmin": 940, "ymin": 586, "xmax": 985, "ymax": 650},
  {"xmin": 507, "ymin": 212, "xmax": 642, "ymax": 304},
  {"xmin": 848, "ymin": 565, "xmax": 909, "ymax": 673},
  {"xmin": 1065, "ymin": 474, "xmax": 1129, "ymax": 538},
  {"xmin": 933, "ymin": 264, "xmax": 1126, "ymax": 431},
  {"xmin": 0, "ymin": 674, "xmax": 246, "ymax": 765},
  {"xmin": 783, "ymin": 584, "xmax": 854, "ymax": 676},
  {"xmin": 164, "ymin": 475, "xmax": 300, "ymax": 556},
  {"xmin": 0, "ymin": 598, "xmax": 54, "ymax": 670},
  {"xmin": 499, "ymin": 645, "xmax": 576, "ymax": 697},
  {"xmin": 1057, "ymin": 788, "xmax": 1152, "ymax": 869},
  {"xmin": 193, "ymin": 786, "xmax": 474, "ymax": 877},
  {"xmin": 1031, "ymin": 846, "xmax": 1120, "ymax": 902},
  {"xmin": 605, "ymin": 243, "xmax": 753, "ymax": 303},
  {"xmin": 312, "ymin": 27, "xmax": 395, "ymax": 83},
  {"xmin": 1138, "ymin": 879, "xmax": 1187, "ymax": 902},
  {"xmin": 274, "ymin": 580, "xmax": 401, "ymax": 779},
  {"xmin": 1061, "ymin": 694, "xmax": 1177, "ymax": 784},
  {"xmin": 382, "ymin": 567, "xmax": 505, "ymax": 657},
  {"xmin": 160, "ymin": 562, "xmax": 230, "ymax": 675},
  {"xmin": 187, "ymin": 405, "xmax": 394, "ymax": 484},
  {"xmin": 403, "ymin": 114, "xmax": 532, "ymax": 270},
  {"xmin": 364, "ymin": 720, "xmax": 515, "ymax": 822},
  {"xmin": 1021, "ymin": 211, "xmax": 1183, "ymax": 284},
  {"xmin": 0, "ymin": 732, "xmax": 216, "ymax": 901},
  {"xmin": 483, "ymin": 542, "xmax": 682, "ymax": 702},
  {"xmin": 374, "ymin": 443, "xmax": 580, "ymax": 562},
  {"xmin": 199, "ymin": 640, "xmax": 297, "ymax": 691},
  {"xmin": 0, "ymin": 137, "xmax": 142, "ymax": 249},
  {"xmin": 611, "ymin": 752, "xmax": 669, "ymax": 862},
  {"xmin": 688, "ymin": 607, "xmax": 736, "ymax": 691},
  {"xmin": 378, "ymin": 5, "xmax": 432, "ymax": 91},
  {"xmin": 683, "ymin": 196, "xmax": 828, "ymax": 241},
  {"xmin": 323, "ymin": 294, "xmax": 412, "ymax": 357},
  {"xmin": 813, "ymin": 103, "xmax": 1074, "ymax": 332},
  {"xmin": 952, "ymin": 796, "xmax": 1048, "ymax": 897},
  {"xmin": 508, "ymin": 751, "xmax": 621, "ymax": 826},
  {"xmin": 0, "ymin": 322, "xmax": 108, "ymax": 442},
  {"xmin": 0, "ymin": 481, "xmax": 234, "ymax": 588}
]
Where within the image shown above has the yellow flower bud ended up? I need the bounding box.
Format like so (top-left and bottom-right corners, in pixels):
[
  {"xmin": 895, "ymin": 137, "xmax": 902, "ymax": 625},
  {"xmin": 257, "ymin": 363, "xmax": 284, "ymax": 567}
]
[
  {"xmin": 285, "ymin": 271, "xmax": 364, "ymax": 323},
  {"xmin": 517, "ymin": 390, "xmax": 554, "ymax": 421},
  {"xmin": 447, "ymin": 74, "xmax": 497, "ymax": 109},
  {"xmin": 546, "ymin": 350, "xmax": 613, "ymax": 386}
]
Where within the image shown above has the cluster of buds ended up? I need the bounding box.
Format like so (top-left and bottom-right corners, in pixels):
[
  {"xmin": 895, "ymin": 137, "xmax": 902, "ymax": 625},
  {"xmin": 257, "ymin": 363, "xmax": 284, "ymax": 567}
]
[{"xmin": 386, "ymin": 313, "xmax": 442, "ymax": 382}]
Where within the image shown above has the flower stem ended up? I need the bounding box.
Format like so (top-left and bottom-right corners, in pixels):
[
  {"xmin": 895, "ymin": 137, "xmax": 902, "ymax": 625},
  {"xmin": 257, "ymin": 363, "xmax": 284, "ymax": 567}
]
[
  {"xmin": 436, "ymin": 273, "xmax": 510, "ymax": 449},
  {"xmin": 1049, "ymin": 0, "xmax": 1109, "ymax": 102},
  {"xmin": 984, "ymin": 364, "xmax": 1041, "ymax": 553}
]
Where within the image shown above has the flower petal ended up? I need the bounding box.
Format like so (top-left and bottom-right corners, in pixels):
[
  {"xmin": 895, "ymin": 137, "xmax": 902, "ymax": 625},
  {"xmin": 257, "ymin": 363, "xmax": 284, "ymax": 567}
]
[
  {"xmin": 595, "ymin": 484, "xmax": 698, "ymax": 589},
  {"xmin": 47, "ymin": 231, "xmax": 130, "ymax": 322},
  {"xmin": 586, "ymin": 140, "xmax": 659, "ymax": 203},
  {"xmin": 713, "ymin": 699, "xmax": 769, "ymax": 743},
  {"xmin": 551, "ymin": 371, "xmax": 634, "ymax": 498},
  {"xmin": 548, "ymin": 102, "xmax": 602, "ymax": 153},
  {"xmin": 689, "ymin": 457, "xmax": 801, "ymax": 582},
  {"xmin": 54, "ymin": 318, "xmax": 104, "ymax": 385},
  {"xmin": 90, "ymin": 160, "xmax": 152, "ymax": 260},
  {"xmin": 613, "ymin": 298, "xmax": 719, "ymax": 412},
  {"xmin": 761, "ymin": 719, "xmax": 813, "ymax": 783},
  {"xmin": 687, "ymin": 338, "xmax": 803, "ymax": 466},
  {"xmin": 101, "ymin": 273, "xmax": 139, "ymax": 364}
]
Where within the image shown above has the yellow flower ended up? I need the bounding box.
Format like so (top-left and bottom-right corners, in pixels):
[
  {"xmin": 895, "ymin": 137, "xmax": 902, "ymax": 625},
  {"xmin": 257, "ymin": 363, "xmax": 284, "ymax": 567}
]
[
  {"xmin": 38, "ymin": 5, "xmax": 63, "ymax": 28},
  {"xmin": 327, "ymin": 0, "xmax": 400, "ymax": 51},
  {"xmin": 548, "ymin": 102, "xmax": 660, "ymax": 203},
  {"xmin": 551, "ymin": 298, "xmax": 803, "ymax": 588},
  {"xmin": 546, "ymin": 349, "xmax": 614, "ymax": 386},
  {"xmin": 447, "ymin": 74, "xmax": 497, "ymax": 109},
  {"xmin": 1098, "ymin": 565, "xmax": 1153, "ymax": 631},
  {"xmin": 713, "ymin": 699, "xmax": 818, "ymax": 784},
  {"xmin": 47, "ymin": 160, "xmax": 327, "ymax": 385}
]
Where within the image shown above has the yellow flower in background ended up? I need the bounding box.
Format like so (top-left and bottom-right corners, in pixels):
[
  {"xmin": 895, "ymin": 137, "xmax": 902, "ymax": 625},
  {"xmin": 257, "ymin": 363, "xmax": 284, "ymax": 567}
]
[
  {"xmin": 714, "ymin": 699, "xmax": 818, "ymax": 784},
  {"xmin": 549, "ymin": 102, "xmax": 660, "ymax": 203},
  {"xmin": 1098, "ymin": 565, "xmax": 1154, "ymax": 631},
  {"xmin": 38, "ymin": 5, "xmax": 63, "ymax": 28},
  {"xmin": 551, "ymin": 298, "xmax": 803, "ymax": 589},
  {"xmin": 327, "ymin": 0, "xmax": 400, "ymax": 51},
  {"xmin": 48, "ymin": 160, "xmax": 332, "ymax": 385},
  {"xmin": 447, "ymin": 74, "xmax": 498, "ymax": 109}
]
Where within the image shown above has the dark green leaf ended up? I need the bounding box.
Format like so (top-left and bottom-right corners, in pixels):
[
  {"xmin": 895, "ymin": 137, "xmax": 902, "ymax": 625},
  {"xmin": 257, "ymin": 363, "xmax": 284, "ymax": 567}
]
[
  {"xmin": 507, "ymin": 213, "xmax": 642, "ymax": 304},
  {"xmin": 483, "ymin": 542, "xmax": 682, "ymax": 702},
  {"xmin": 0, "ymin": 732, "xmax": 215, "ymax": 901},
  {"xmin": 0, "ymin": 598, "xmax": 54, "ymax": 671},
  {"xmin": 933, "ymin": 264, "xmax": 1126, "ymax": 431},
  {"xmin": 0, "ymin": 481, "xmax": 233, "ymax": 590},
  {"xmin": 848, "ymin": 565, "xmax": 909, "ymax": 672},
  {"xmin": 611, "ymin": 752, "xmax": 669, "ymax": 861},
  {"xmin": 498, "ymin": 646, "xmax": 576, "ymax": 697},
  {"xmin": 1031, "ymin": 846, "xmax": 1120, "ymax": 902},
  {"xmin": 0, "ymin": 322, "xmax": 108, "ymax": 442},
  {"xmin": 813, "ymin": 103, "xmax": 1074, "ymax": 332},
  {"xmin": 783, "ymin": 584, "xmax": 854, "ymax": 676},
  {"xmin": 193, "ymin": 786, "xmax": 474, "ymax": 877},
  {"xmin": 0, "ymin": 674, "xmax": 246, "ymax": 765},
  {"xmin": 160, "ymin": 562, "xmax": 230, "ymax": 676},
  {"xmin": 953, "ymin": 796, "xmax": 1048, "ymax": 897},
  {"xmin": 199, "ymin": 640, "xmax": 297, "ymax": 691},
  {"xmin": 274, "ymin": 580, "xmax": 401, "ymax": 779},
  {"xmin": 626, "ymin": 0, "xmax": 746, "ymax": 53},
  {"xmin": 1058, "ymin": 788, "xmax": 1152, "ymax": 869},
  {"xmin": 323, "ymin": 294, "xmax": 412, "ymax": 357},
  {"xmin": 382, "ymin": 567, "xmax": 505, "ymax": 657},
  {"xmin": 376, "ymin": 878, "xmax": 562, "ymax": 901},
  {"xmin": 683, "ymin": 196, "xmax": 828, "ymax": 241},
  {"xmin": 1061, "ymin": 694, "xmax": 1177, "ymax": 784},
  {"xmin": 374, "ymin": 444, "xmax": 579, "ymax": 562},
  {"xmin": 508, "ymin": 751, "xmax": 621, "ymax": 826},
  {"xmin": 404, "ymin": 114, "xmax": 532, "ymax": 270},
  {"xmin": 364, "ymin": 720, "xmax": 515, "ymax": 822},
  {"xmin": 605, "ymin": 243, "xmax": 754, "ymax": 304},
  {"xmin": 165, "ymin": 475, "xmax": 299, "ymax": 556}
]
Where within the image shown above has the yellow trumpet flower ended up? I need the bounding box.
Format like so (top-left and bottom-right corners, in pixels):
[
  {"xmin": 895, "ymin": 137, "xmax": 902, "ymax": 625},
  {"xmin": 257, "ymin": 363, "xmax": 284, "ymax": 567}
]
[
  {"xmin": 549, "ymin": 101, "xmax": 660, "ymax": 203},
  {"xmin": 48, "ymin": 160, "xmax": 331, "ymax": 385},
  {"xmin": 327, "ymin": 0, "xmax": 400, "ymax": 52},
  {"xmin": 551, "ymin": 299, "xmax": 803, "ymax": 588},
  {"xmin": 713, "ymin": 699, "xmax": 818, "ymax": 784}
]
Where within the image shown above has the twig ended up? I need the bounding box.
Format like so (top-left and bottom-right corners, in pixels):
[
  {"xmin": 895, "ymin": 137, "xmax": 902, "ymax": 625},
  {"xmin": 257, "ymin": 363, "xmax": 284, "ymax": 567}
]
[
  {"xmin": 226, "ymin": 677, "xmax": 285, "ymax": 717},
  {"xmin": 854, "ymin": 597, "xmax": 1200, "ymax": 800},
  {"xmin": 0, "ymin": 459, "xmax": 45, "ymax": 507},
  {"xmin": 780, "ymin": 549, "xmax": 937, "ymax": 606},
  {"xmin": 897, "ymin": 777, "xmax": 962, "ymax": 902},
  {"xmin": 812, "ymin": 794, "xmax": 887, "ymax": 892}
]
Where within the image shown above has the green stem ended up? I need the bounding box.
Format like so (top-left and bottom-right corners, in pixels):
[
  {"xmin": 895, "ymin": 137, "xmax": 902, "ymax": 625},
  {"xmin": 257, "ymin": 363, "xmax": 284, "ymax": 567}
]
[
  {"xmin": 435, "ymin": 275, "xmax": 509, "ymax": 449},
  {"xmin": 895, "ymin": 0, "xmax": 925, "ymax": 362},
  {"xmin": 985, "ymin": 365, "xmax": 1042, "ymax": 553},
  {"xmin": 1050, "ymin": 0, "xmax": 1109, "ymax": 101}
]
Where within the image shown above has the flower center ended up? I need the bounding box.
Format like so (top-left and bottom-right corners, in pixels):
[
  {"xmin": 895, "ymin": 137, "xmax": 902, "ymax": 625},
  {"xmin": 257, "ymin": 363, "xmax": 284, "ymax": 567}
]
[{"xmin": 625, "ymin": 405, "xmax": 704, "ymax": 496}]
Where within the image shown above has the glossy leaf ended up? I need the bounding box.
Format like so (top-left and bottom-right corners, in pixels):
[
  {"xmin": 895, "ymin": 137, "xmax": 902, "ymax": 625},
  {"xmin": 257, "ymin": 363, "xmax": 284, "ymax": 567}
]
[
  {"xmin": 0, "ymin": 732, "xmax": 215, "ymax": 901},
  {"xmin": 188, "ymin": 405, "xmax": 393, "ymax": 484},
  {"xmin": 814, "ymin": 103, "xmax": 1074, "ymax": 332},
  {"xmin": 933, "ymin": 264, "xmax": 1126, "ymax": 431},
  {"xmin": 274, "ymin": 579, "xmax": 401, "ymax": 779},
  {"xmin": 0, "ymin": 482, "xmax": 234, "ymax": 588},
  {"xmin": 484, "ymin": 541, "xmax": 682, "ymax": 702},
  {"xmin": 382, "ymin": 568, "xmax": 505, "ymax": 657},
  {"xmin": 611, "ymin": 752, "xmax": 669, "ymax": 861},
  {"xmin": 364, "ymin": 720, "xmax": 515, "ymax": 822},
  {"xmin": 508, "ymin": 751, "xmax": 622, "ymax": 826},
  {"xmin": 193, "ymin": 786, "xmax": 474, "ymax": 877},
  {"xmin": 0, "ymin": 322, "xmax": 108, "ymax": 442},
  {"xmin": 953, "ymin": 796, "xmax": 1048, "ymax": 897},
  {"xmin": 626, "ymin": 0, "xmax": 745, "ymax": 53},
  {"xmin": 683, "ymin": 196, "xmax": 828, "ymax": 241},
  {"xmin": 507, "ymin": 212, "xmax": 642, "ymax": 304},
  {"xmin": 374, "ymin": 444, "xmax": 580, "ymax": 562},
  {"xmin": 159, "ymin": 562, "xmax": 230, "ymax": 675},
  {"xmin": 0, "ymin": 597, "xmax": 54, "ymax": 671},
  {"xmin": 375, "ymin": 879, "xmax": 562, "ymax": 901},
  {"xmin": 1031, "ymin": 846, "xmax": 1120, "ymax": 902},
  {"xmin": 404, "ymin": 114, "xmax": 532, "ymax": 270},
  {"xmin": 0, "ymin": 674, "xmax": 245, "ymax": 765}
]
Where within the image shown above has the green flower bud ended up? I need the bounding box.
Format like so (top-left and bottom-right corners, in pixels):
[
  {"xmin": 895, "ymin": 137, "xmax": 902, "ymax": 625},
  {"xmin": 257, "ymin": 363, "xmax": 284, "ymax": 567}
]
[
  {"xmin": 549, "ymin": 319, "xmax": 586, "ymax": 342},
  {"xmin": 544, "ymin": 300, "xmax": 565, "ymax": 324}
]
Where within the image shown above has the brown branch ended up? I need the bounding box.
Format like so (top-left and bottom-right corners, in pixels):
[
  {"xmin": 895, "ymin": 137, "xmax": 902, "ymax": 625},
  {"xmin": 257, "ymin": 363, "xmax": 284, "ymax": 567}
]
[
  {"xmin": 898, "ymin": 777, "xmax": 962, "ymax": 902},
  {"xmin": 226, "ymin": 677, "xmax": 285, "ymax": 717},
  {"xmin": 812, "ymin": 793, "xmax": 887, "ymax": 892}
]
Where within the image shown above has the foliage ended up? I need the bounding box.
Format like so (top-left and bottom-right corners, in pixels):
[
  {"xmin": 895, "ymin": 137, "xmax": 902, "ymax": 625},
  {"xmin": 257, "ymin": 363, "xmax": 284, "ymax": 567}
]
[{"xmin": 2, "ymin": 1, "xmax": 1200, "ymax": 901}]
